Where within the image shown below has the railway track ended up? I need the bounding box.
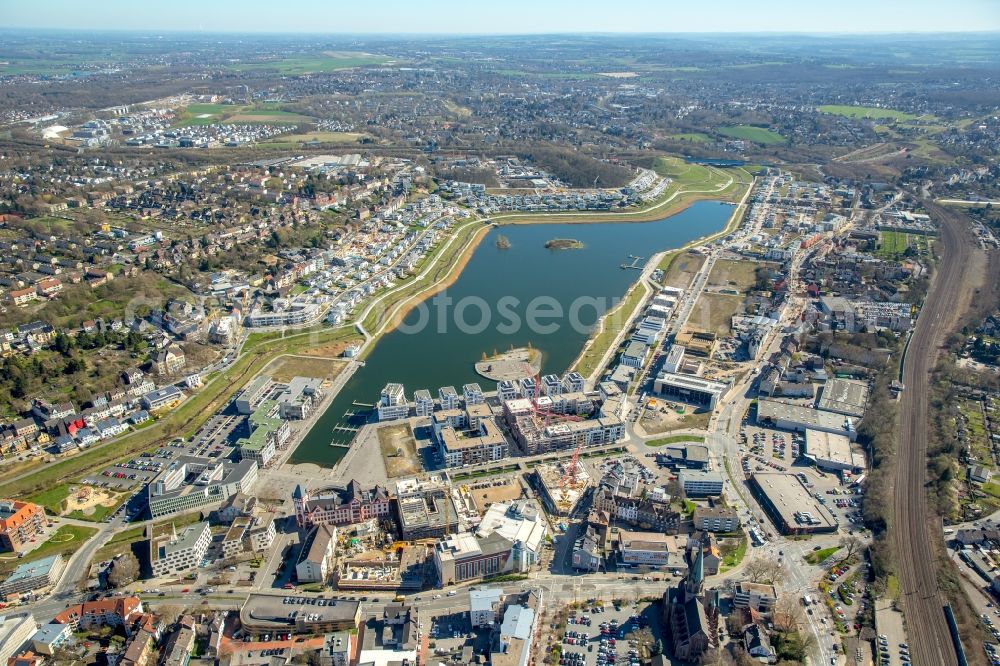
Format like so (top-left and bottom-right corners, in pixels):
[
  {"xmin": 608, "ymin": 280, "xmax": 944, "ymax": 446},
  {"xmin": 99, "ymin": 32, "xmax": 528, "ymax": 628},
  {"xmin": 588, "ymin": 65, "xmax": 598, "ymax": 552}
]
[{"xmin": 893, "ymin": 210, "xmax": 975, "ymax": 665}]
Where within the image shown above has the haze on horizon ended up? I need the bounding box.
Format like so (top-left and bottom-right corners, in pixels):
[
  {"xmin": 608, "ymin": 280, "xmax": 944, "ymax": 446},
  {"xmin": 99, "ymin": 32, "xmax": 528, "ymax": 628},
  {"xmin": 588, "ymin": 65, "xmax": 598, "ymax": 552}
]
[{"xmin": 4, "ymin": 0, "xmax": 1000, "ymax": 34}]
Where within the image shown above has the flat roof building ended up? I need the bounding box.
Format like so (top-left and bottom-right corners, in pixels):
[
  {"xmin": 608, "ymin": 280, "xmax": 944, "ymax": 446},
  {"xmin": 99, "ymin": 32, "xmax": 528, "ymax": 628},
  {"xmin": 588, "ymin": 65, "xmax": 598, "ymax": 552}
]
[
  {"xmin": 804, "ymin": 429, "xmax": 866, "ymax": 473},
  {"xmin": 394, "ymin": 477, "xmax": 460, "ymax": 540},
  {"xmin": 747, "ymin": 472, "xmax": 838, "ymax": 535},
  {"xmin": 239, "ymin": 594, "xmax": 360, "ymax": 637},
  {"xmin": 0, "ymin": 555, "xmax": 63, "ymax": 597},
  {"xmin": 678, "ymin": 469, "xmax": 724, "ymax": 498},
  {"xmin": 616, "ymin": 530, "xmax": 685, "ymax": 569},
  {"xmin": 150, "ymin": 522, "xmax": 212, "ymax": 577},
  {"xmin": 757, "ymin": 399, "xmax": 857, "ymax": 441},
  {"xmin": 653, "ymin": 372, "xmax": 729, "ymax": 410},
  {"xmin": 0, "ymin": 614, "xmax": 38, "ymax": 666},
  {"xmin": 147, "ymin": 456, "xmax": 259, "ymax": 519},
  {"xmin": 817, "ymin": 378, "xmax": 869, "ymax": 418}
]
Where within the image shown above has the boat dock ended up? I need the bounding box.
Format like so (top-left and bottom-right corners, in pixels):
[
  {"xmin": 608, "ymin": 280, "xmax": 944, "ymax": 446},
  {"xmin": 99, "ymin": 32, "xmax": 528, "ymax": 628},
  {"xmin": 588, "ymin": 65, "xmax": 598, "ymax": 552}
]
[{"xmin": 620, "ymin": 254, "xmax": 644, "ymax": 270}]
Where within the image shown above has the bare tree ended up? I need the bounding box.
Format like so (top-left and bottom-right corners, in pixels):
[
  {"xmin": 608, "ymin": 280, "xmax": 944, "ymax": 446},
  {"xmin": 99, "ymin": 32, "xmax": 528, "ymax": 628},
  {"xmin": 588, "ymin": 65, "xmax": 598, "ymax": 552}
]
[
  {"xmin": 743, "ymin": 556, "xmax": 786, "ymax": 584},
  {"xmin": 772, "ymin": 595, "xmax": 804, "ymax": 632},
  {"xmin": 839, "ymin": 535, "xmax": 863, "ymax": 561},
  {"xmin": 107, "ymin": 552, "xmax": 140, "ymax": 588},
  {"xmin": 157, "ymin": 604, "xmax": 184, "ymax": 627}
]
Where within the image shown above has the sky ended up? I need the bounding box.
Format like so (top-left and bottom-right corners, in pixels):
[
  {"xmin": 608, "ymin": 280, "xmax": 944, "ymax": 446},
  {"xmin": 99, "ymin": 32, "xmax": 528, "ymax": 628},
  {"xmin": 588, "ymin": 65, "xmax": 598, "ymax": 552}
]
[{"xmin": 2, "ymin": 0, "xmax": 999, "ymax": 34}]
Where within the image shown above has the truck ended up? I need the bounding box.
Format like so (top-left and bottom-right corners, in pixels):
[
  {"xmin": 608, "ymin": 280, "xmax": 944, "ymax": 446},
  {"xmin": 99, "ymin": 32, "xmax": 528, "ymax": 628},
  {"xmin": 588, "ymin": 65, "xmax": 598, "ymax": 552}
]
[{"xmin": 802, "ymin": 595, "xmax": 813, "ymax": 607}]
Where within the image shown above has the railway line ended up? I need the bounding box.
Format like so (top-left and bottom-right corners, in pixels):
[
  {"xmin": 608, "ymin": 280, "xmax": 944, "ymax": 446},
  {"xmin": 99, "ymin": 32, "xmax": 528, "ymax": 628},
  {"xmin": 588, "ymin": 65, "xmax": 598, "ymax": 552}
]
[{"xmin": 893, "ymin": 209, "xmax": 976, "ymax": 665}]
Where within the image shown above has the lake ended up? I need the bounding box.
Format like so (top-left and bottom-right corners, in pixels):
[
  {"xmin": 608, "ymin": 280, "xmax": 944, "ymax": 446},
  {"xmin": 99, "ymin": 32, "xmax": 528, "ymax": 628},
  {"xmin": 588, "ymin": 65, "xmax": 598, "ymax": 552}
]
[{"xmin": 291, "ymin": 200, "xmax": 733, "ymax": 465}]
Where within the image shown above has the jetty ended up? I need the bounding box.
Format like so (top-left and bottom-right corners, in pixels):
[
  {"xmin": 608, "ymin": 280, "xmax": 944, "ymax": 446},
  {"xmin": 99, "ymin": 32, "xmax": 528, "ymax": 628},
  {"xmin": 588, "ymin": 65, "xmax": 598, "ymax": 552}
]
[{"xmin": 620, "ymin": 254, "xmax": 644, "ymax": 269}]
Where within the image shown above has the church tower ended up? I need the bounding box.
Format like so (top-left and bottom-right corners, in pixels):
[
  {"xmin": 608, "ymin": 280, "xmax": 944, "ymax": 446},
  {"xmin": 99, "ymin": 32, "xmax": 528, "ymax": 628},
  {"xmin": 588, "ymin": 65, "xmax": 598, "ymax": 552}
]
[{"xmin": 292, "ymin": 484, "xmax": 309, "ymax": 527}]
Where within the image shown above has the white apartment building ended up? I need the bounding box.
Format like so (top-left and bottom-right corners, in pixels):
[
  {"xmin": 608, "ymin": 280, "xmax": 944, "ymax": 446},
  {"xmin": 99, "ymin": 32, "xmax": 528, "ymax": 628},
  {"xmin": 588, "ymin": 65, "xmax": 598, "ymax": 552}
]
[
  {"xmin": 151, "ymin": 522, "xmax": 212, "ymax": 577},
  {"xmin": 414, "ymin": 390, "xmax": 434, "ymax": 417},
  {"xmin": 377, "ymin": 383, "xmax": 409, "ymax": 421}
]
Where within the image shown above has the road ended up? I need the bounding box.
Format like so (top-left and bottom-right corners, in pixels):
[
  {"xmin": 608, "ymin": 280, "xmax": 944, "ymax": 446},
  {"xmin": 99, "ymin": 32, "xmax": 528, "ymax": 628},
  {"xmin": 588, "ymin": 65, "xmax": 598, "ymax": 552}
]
[{"xmin": 892, "ymin": 208, "xmax": 974, "ymax": 666}]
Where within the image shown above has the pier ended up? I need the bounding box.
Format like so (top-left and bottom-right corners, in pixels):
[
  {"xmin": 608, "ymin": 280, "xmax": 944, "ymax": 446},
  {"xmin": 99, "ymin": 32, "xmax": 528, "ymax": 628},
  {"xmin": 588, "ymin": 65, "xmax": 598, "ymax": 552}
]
[{"xmin": 620, "ymin": 254, "xmax": 644, "ymax": 270}]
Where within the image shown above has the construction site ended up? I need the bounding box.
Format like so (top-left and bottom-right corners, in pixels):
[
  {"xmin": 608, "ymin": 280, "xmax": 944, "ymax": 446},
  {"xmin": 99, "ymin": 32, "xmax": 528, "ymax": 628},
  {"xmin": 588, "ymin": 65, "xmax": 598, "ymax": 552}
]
[{"xmin": 533, "ymin": 459, "xmax": 592, "ymax": 517}]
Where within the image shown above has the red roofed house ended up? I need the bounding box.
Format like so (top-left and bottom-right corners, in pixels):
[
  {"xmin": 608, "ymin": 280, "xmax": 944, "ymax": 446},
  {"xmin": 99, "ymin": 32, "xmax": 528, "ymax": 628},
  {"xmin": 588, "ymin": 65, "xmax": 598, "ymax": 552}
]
[{"xmin": 54, "ymin": 596, "xmax": 144, "ymax": 635}]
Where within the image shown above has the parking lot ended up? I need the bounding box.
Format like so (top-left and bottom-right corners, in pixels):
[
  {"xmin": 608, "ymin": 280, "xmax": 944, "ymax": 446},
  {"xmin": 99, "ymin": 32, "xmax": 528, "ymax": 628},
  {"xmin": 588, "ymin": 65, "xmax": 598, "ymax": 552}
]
[
  {"xmin": 554, "ymin": 600, "xmax": 664, "ymax": 666},
  {"xmin": 738, "ymin": 424, "xmax": 866, "ymax": 535}
]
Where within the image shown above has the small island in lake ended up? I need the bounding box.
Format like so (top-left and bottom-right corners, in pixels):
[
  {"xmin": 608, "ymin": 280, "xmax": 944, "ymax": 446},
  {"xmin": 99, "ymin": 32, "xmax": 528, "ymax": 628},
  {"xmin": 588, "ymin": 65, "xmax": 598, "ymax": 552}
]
[
  {"xmin": 544, "ymin": 238, "xmax": 585, "ymax": 250},
  {"xmin": 474, "ymin": 345, "xmax": 542, "ymax": 381},
  {"xmin": 496, "ymin": 234, "xmax": 511, "ymax": 249}
]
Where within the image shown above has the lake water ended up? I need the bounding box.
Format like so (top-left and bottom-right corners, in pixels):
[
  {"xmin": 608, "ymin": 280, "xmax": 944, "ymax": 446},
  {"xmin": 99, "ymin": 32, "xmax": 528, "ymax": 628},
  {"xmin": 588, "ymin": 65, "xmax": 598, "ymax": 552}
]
[{"xmin": 291, "ymin": 200, "xmax": 733, "ymax": 466}]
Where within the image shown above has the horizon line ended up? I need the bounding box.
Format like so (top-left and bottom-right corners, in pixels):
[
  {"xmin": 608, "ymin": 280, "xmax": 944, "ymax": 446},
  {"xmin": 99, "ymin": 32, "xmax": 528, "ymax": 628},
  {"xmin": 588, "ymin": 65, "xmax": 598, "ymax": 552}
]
[{"xmin": 2, "ymin": 27, "xmax": 999, "ymax": 37}]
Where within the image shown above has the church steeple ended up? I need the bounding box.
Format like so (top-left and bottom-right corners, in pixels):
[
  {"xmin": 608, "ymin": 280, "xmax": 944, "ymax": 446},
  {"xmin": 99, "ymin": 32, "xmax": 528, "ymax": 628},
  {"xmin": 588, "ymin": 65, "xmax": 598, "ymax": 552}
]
[
  {"xmin": 292, "ymin": 484, "xmax": 309, "ymax": 527},
  {"xmin": 686, "ymin": 542, "xmax": 704, "ymax": 596}
]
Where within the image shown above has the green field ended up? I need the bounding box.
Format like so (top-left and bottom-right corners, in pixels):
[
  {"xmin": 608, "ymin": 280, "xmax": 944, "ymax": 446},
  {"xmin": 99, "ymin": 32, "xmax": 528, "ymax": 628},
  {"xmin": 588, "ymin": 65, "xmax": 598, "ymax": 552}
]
[
  {"xmin": 228, "ymin": 54, "xmax": 391, "ymax": 74},
  {"xmin": 263, "ymin": 131, "xmax": 366, "ymax": 146},
  {"xmin": 26, "ymin": 484, "xmax": 73, "ymax": 514},
  {"xmin": 818, "ymin": 104, "xmax": 919, "ymax": 122},
  {"xmin": 174, "ymin": 103, "xmax": 314, "ymax": 127},
  {"xmin": 805, "ymin": 546, "xmax": 840, "ymax": 565},
  {"xmin": 717, "ymin": 125, "xmax": 785, "ymax": 144},
  {"xmin": 644, "ymin": 434, "xmax": 707, "ymax": 447},
  {"xmin": 0, "ymin": 525, "xmax": 98, "ymax": 576},
  {"xmin": 877, "ymin": 230, "xmax": 909, "ymax": 260},
  {"xmin": 174, "ymin": 103, "xmax": 235, "ymax": 126},
  {"xmin": 666, "ymin": 132, "xmax": 711, "ymax": 143}
]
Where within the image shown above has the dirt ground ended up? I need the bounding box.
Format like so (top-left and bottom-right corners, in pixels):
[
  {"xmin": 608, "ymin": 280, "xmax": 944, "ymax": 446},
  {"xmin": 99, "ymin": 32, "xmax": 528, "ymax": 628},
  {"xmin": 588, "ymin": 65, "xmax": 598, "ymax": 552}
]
[
  {"xmin": 708, "ymin": 259, "xmax": 763, "ymax": 293},
  {"xmin": 294, "ymin": 338, "xmax": 362, "ymax": 359},
  {"xmin": 661, "ymin": 251, "xmax": 706, "ymax": 290},
  {"xmin": 464, "ymin": 477, "xmax": 524, "ymax": 513},
  {"xmin": 640, "ymin": 403, "xmax": 711, "ymax": 434},
  {"xmin": 688, "ymin": 293, "xmax": 743, "ymax": 336},
  {"xmin": 266, "ymin": 354, "xmax": 347, "ymax": 383},
  {"xmin": 377, "ymin": 424, "xmax": 420, "ymax": 478},
  {"xmin": 63, "ymin": 485, "xmax": 122, "ymax": 516}
]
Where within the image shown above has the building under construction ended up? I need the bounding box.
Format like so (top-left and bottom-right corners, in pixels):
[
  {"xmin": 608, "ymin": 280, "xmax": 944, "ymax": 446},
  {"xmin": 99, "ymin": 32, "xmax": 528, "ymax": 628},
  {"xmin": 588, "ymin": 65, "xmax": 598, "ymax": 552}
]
[
  {"xmin": 502, "ymin": 393, "xmax": 625, "ymax": 457},
  {"xmin": 394, "ymin": 476, "xmax": 461, "ymax": 540},
  {"xmin": 534, "ymin": 460, "xmax": 592, "ymax": 517}
]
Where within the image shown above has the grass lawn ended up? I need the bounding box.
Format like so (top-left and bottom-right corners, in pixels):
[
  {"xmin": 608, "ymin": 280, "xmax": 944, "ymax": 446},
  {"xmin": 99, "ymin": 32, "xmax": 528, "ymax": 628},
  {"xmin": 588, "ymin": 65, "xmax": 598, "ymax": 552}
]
[
  {"xmin": 717, "ymin": 125, "xmax": 785, "ymax": 144},
  {"xmin": 0, "ymin": 525, "xmax": 98, "ymax": 576},
  {"xmin": 804, "ymin": 546, "xmax": 840, "ymax": 565},
  {"xmin": 818, "ymin": 105, "xmax": 920, "ymax": 122},
  {"xmin": 644, "ymin": 434, "xmax": 707, "ymax": 446},
  {"xmin": 877, "ymin": 230, "xmax": 910, "ymax": 260},
  {"xmin": 722, "ymin": 537, "xmax": 748, "ymax": 570},
  {"xmin": 666, "ymin": 132, "xmax": 711, "ymax": 143},
  {"xmin": 263, "ymin": 131, "xmax": 366, "ymax": 145},
  {"xmin": 266, "ymin": 355, "xmax": 346, "ymax": 384},
  {"xmin": 982, "ymin": 482, "xmax": 1000, "ymax": 499},
  {"xmin": 26, "ymin": 484, "xmax": 73, "ymax": 515},
  {"xmin": 228, "ymin": 54, "xmax": 391, "ymax": 74},
  {"xmin": 572, "ymin": 282, "xmax": 648, "ymax": 377},
  {"xmin": 92, "ymin": 525, "xmax": 145, "ymax": 562}
]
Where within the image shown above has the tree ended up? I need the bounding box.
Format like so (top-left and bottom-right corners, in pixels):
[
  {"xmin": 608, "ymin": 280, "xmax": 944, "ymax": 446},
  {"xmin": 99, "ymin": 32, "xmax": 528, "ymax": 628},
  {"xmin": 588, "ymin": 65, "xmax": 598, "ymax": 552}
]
[
  {"xmin": 107, "ymin": 552, "xmax": 139, "ymax": 588},
  {"xmin": 743, "ymin": 556, "xmax": 785, "ymax": 584},
  {"xmin": 772, "ymin": 595, "xmax": 804, "ymax": 632},
  {"xmin": 839, "ymin": 535, "xmax": 863, "ymax": 561}
]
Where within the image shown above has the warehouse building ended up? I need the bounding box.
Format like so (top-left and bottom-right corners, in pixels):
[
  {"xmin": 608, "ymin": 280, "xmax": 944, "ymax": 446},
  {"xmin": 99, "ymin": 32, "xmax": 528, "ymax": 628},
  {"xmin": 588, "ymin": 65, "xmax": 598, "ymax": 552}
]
[
  {"xmin": 804, "ymin": 429, "xmax": 866, "ymax": 473},
  {"xmin": 817, "ymin": 378, "xmax": 870, "ymax": 418},
  {"xmin": 756, "ymin": 399, "xmax": 858, "ymax": 441},
  {"xmin": 748, "ymin": 472, "xmax": 838, "ymax": 535}
]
